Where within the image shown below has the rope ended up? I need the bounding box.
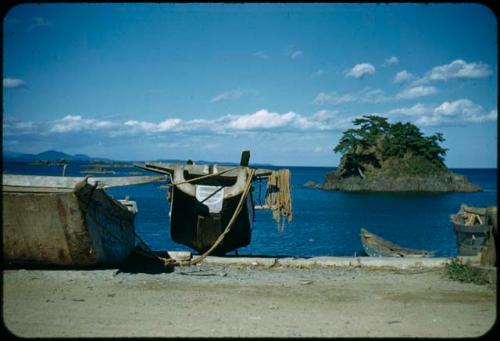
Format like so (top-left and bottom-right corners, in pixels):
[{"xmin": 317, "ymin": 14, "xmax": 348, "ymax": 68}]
[
  {"xmin": 189, "ymin": 168, "xmax": 256, "ymax": 265},
  {"xmin": 265, "ymin": 169, "xmax": 293, "ymax": 232}
]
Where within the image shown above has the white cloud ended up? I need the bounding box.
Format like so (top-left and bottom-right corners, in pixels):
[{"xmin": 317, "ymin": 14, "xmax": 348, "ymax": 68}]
[
  {"xmin": 116, "ymin": 109, "xmax": 349, "ymax": 134},
  {"xmin": 361, "ymin": 89, "xmax": 390, "ymax": 103},
  {"xmin": 345, "ymin": 63, "xmax": 375, "ymax": 79},
  {"xmin": 413, "ymin": 59, "xmax": 492, "ymax": 85},
  {"xmin": 210, "ymin": 89, "xmax": 245, "ymax": 103},
  {"xmin": 312, "ymin": 69, "xmax": 324, "ymax": 77},
  {"xmin": 252, "ymin": 51, "xmax": 269, "ymax": 60},
  {"xmin": 313, "ymin": 88, "xmax": 390, "ymax": 105},
  {"xmin": 3, "ymin": 78, "xmax": 25, "ymax": 88},
  {"xmin": 286, "ymin": 46, "xmax": 304, "ymax": 59},
  {"xmin": 290, "ymin": 50, "xmax": 304, "ymax": 59},
  {"xmin": 385, "ymin": 99, "xmax": 495, "ymax": 126},
  {"xmin": 428, "ymin": 60, "xmax": 492, "ymax": 81},
  {"xmin": 27, "ymin": 17, "xmax": 51, "ymax": 32},
  {"xmin": 293, "ymin": 110, "xmax": 351, "ymax": 131},
  {"xmin": 395, "ymin": 86, "xmax": 437, "ymax": 100},
  {"xmin": 387, "ymin": 103, "xmax": 430, "ymax": 117},
  {"xmin": 227, "ymin": 109, "xmax": 297, "ymax": 130},
  {"xmin": 483, "ymin": 109, "xmax": 498, "ymax": 122},
  {"xmin": 124, "ymin": 118, "xmax": 182, "ymax": 132},
  {"xmin": 116, "ymin": 117, "xmax": 223, "ymax": 136},
  {"xmin": 313, "ymin": 92, "xmax": 356, "ymax": 105},
  {"xmin": 393, "ymin": 70, "xmax": 415, "ymax": 83},
  {"xmin": 3, "ymin": 118, "xmax": 37, "ymax": 136},
  {"xmin": 49, "ymin": 115, "xmax": 114, "ymax": 133},
  {"xmin": 433, "ymin": 99, "xmax": 482, "ymax": 116},
  {"xmin": 384, "ymin": 56, "xmax": 399, "ymax": 66},
  {"xmin": 315, "ymin": 85, "xmax": 437, "ymax": 106},
  {"xmin": 7, "ymin": 100, "xmax": 496, "ymax": 144}
]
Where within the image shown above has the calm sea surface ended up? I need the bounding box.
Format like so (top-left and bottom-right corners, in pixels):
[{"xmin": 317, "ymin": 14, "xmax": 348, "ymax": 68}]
[{"xmin": 3, "ymin": 161, "xmax": 497, "ymax": 257}]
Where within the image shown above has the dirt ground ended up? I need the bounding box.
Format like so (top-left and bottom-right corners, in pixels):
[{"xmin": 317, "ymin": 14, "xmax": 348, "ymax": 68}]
[{"xmin": 2, "ymin": 263, "xmax": 497, "ymax": 337}]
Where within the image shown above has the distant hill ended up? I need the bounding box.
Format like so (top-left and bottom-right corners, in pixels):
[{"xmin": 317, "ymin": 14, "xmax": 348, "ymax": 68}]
[
  {"xmin": 3, "ymin": 150, "xmax": 275, "ymax": 167},
  {"xmin": 3, "ymin": 150, "xmax": 112, "ymax": 162}
]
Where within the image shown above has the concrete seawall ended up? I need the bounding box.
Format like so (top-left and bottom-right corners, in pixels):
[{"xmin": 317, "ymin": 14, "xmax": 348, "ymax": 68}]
[{"xmin": 191, "ymin": 255, "xmax": 480, "ymax": 269}]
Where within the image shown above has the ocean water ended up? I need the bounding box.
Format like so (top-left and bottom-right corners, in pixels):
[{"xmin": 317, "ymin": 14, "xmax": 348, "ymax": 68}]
[{"xmin": 3, "ymin": 161, "xmax": 497, "ymax": 257}]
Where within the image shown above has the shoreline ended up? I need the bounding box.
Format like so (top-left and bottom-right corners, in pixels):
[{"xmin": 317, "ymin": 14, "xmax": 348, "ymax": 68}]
[
  {"xmin": 3, "ymin": 255, "xmax": 496, "ymax": 338},
  {"xmin": 2, "ymin": 254, "xmax": 483, "ymax": 271}
]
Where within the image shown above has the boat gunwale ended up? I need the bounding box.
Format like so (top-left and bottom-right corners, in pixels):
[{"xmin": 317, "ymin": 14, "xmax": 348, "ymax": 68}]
[
  {"xmin": 141, "ymin": 162, "xmax": 274, "ymax": 178},
  {"xmin": 2, "ymin": 174, "xmax": 167, "ymax": 190},
  {"xmin": 171, "ymin": 165, "xmax": 249, "ymax": 199}
]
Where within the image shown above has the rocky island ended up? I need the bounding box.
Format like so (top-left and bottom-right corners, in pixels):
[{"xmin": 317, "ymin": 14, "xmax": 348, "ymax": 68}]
[{"xmin": 306, "ymin": 115, "xmax": 481, "ymax": 192}]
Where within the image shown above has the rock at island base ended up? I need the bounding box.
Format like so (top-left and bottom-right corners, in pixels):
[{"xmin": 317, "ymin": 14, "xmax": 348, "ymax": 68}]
[{"xmin": 306, "ymin": 171, "xmax": 481, "ymax": 193}]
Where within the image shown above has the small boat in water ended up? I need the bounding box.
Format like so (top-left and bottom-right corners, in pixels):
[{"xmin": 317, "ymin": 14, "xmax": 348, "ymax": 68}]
[
  {"xmin": 136, "ymin": 151, "xmax": 292, "ymax": 256},
  {"xmin": 360, "ymin": 228, "xmax": 433, "ymax": 258},
  {"xmin": 2, "ymin": 174, "xmax": 166, "ymax": 266},
  {"xmin": 450, "ymin": 204, "xmax": 496, "ymax": 256}
]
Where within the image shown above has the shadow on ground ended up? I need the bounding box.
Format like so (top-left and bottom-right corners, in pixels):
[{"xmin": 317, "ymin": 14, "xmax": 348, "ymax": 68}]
[
  {"xmin": 3, "ymin": 248, "xmax": 174, "ymax": 274},
  {"xmin": 116, "ymin": 250, "xmax": 174, "ymax": 274}
]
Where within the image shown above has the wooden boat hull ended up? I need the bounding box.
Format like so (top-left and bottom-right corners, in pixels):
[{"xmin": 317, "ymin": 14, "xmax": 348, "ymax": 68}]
[
  {"xmin": 450, "ymin": 208, "xmax": 491, "ymax": 256},
  {"xmin": 2, "ymin": 175, "xmax": 149, "ymax": 266},
  {"xmin": 158, "ymin": 164, "xmax": 254, "ymax": 255},
  {"xmin": 451, "ymin": 220, "xmax": 489, "ymax": 256},
  {"xmin": 450, "ymin": 204, "xmax": 497, "ymax": 256},
  {"xmin": 360, "ymin": 228, "xmax": 433, "ymax": 258},
  {"xmin": 136, "ymin": 158, "xmax": 292, "ymax": 256},
  {"xmin": 170, "ymin": 186, "xmax": 253, "ymax": 255}
]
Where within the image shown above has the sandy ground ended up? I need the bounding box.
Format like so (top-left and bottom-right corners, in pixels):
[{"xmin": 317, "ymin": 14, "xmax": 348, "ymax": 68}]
[{"xmin": 2, "ymin": 261, "xmax": 497, "ymax": 338}]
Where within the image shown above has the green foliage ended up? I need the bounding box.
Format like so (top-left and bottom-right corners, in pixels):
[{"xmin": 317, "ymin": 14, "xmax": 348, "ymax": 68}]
[
  {"xmin": 445, "ymin": 258, "xmax": 489, "ymax": 285},
  {"xmin": 333, "ymin": 115, "xmax": 448, "ymax": 177},
  {"xmin": 381, "ymin": 156, "xmax": 446, "ymax": 177},
  {"xmin": 333, "ymin": 115, "xmax": 390, "ymax": 155}
]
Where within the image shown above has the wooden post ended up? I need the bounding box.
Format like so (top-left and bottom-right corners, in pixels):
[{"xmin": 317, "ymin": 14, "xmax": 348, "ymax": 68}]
[
  {"xmin": 480, "ymin": 207, "xmax": 497, "ymax": 267},
  {"xmin": 240, "ymin": 150, "xmax": 250, "ymax": 167},
  {"xmin": 480, "ymin": 231, "xmax": 496, "ymax": 267}
]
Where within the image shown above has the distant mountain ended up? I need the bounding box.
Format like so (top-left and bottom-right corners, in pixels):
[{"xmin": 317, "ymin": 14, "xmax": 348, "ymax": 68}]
[
  {"xmin": 3, "ymin": 150, "xmax": 112, "ymax": 162},
  {"xmin": 36, "ymin": 150, "xmax": 86, "ymax": 161},
  {"xmin": 151, "ymin": 159, "xmax": 275, "ymax": 167},
  {"xmin": 3, "ymin": 151, "xmax": 275, "ymax": 166}
]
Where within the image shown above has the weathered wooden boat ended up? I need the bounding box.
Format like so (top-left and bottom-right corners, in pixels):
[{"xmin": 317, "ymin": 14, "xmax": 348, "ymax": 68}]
[
  {"xmin": 360, "ymin": 228, "xmax": 433, "ymax": 257},
  {"xmin": 136, "ymin": 151, "xmax": 292, "ymax": 256},
  {"xmin": 2, "ymin": 174, "xmax": 166, "ymax": 266},
  {"xmin": 450, "ymin": 204, "xmax": 496, "ymax": 256}
]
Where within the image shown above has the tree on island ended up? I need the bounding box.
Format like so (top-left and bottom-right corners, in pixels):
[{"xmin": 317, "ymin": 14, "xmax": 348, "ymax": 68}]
[{"xmin": 333, "ymin": 115, "xmax": 449, "ymax": 178}]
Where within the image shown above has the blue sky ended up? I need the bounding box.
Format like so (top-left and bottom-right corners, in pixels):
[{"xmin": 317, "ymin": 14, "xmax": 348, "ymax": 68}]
[{"xmin": 3, "ymin": 3, "xmax": 497, "ymax": 167}]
